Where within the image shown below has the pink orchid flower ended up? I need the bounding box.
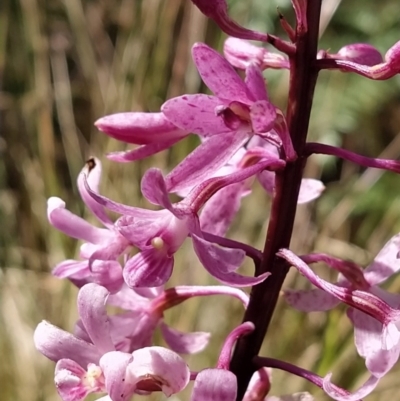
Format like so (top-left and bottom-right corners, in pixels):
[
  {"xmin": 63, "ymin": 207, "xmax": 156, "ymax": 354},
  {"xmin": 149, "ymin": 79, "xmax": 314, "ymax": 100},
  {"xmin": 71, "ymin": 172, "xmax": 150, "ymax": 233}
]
[
  {"xmin": 317, "ymin": 41, "xmax": 400, "ymax": 80},
  {"xmin": 279, "ymin": 235, "xmax": 400, "ymax": 379},
  {"xmin": 106, "ymin": 283, "xmax": 249, "ymax": 354},
  {"xmin": 95, "ymin": 112, "xmax": 189, "ymax": 163},
  {"xmin": 223, "ymin": 37, "xmax": 290, "ymax": 70},
  {"xmin": 161, "ymin": 42, "xmax": 295, "ymax": 193},
  {"xmin": 34, "ymin": 283, "xmax": 190, "ymax": 401},
  {"xmin": 84, "ymin": 155, "xmax": 283, "ymax": 287},
  {"xmin": 47, "ymin": 158, "xmax": 129, "ymax": 292}
]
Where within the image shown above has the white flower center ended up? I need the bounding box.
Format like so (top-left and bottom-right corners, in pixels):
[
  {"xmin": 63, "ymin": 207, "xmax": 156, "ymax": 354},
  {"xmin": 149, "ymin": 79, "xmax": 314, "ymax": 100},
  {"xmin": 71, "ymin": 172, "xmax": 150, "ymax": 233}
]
[{"xmin": 151, "ymin": 237, "xmax": 165, "ymax": 250}]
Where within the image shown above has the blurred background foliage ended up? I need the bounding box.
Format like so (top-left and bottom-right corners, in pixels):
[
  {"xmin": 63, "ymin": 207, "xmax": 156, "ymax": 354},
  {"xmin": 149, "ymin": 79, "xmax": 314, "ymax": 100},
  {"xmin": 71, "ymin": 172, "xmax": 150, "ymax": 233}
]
[{"xmin": 1, "ymin": 0, "xmax": 400, "ymax": 400}]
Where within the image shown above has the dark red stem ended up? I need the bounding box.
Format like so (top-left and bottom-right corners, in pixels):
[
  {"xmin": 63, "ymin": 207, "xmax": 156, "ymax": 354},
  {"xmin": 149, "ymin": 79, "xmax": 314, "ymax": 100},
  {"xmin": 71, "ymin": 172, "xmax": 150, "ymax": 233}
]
[{"xmin": 229, "ymin": 2, "xmax": 322, "ymax": 399}]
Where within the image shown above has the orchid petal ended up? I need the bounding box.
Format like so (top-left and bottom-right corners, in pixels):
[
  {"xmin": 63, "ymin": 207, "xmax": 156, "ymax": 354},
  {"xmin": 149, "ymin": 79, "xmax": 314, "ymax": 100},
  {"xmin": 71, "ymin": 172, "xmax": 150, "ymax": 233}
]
[
  {"xmin": 95, "ymin": 112, "xmax": 187, "ymax": 145},
  {"xmin": 90, "ymin": 260, "xmax": 124, "ymax": 293},
  {"xmin": 191, "ymin": 369, "xmax": 237, "ymax": 401},
  {"xmin": 348, "ymin": 308, "xmax": 400, "ymax": 377},
  {"xmin": 184, "ymin": 158, "xmax": 284, "ymax": 213},
  {"xmin": 364, "ymin": 233, "xmax": 400, "ymax": 285},
  {"xmin": 160, "ymin": 322, "xmax": 210, "ymax": 354},
  {"xmin": 217, "ymin": 322, "xmax": 254, "ymax": 369},
  {"xmin": 284, "ymin": 288, "xmax": 340, "ymax": 312},
  {"xmin": 141, "ymin": 168, "xmax": 174, "ymax": 211},
  {"xmin": 347, "ymin": 308, "xmax": 383, "ymax": 359},
  {"xmin": 107, "ymin": 136, "xmax": 184, "ymax": 163},
  {"xmin": 224, "ymin": 37, "xmax": 267, "ymax": 69},
  {"xmin": 200, "ymin": 182, "xmax": 245, "ymax": 236},
  {"xmin": 165, "ymin": 131, "xmax": 249, "ymax": 192},
  {"xmin": 53, "ymin": 260, "xmax": 89, "ymax": 279},
  {"xmin": 365, "ymin": 344, "xmax": 400, "ymax": 378},
  {"xmin": 245, "ymin": 64, "xmax": 268, "ymax": 102},
  {"xmin": 191, "ymin": 0, "xmax": 269, "ymax": 42},
  {"xmin": 257, "ymin": 170, "xmax": 275, "ymax": 195},
  {"xmin": 268, "ymin": 393, "xmax": 314, "ymax": 401},
  {"xmin": 108, "ymin": 312, "xmax": 157, "ymax": 352},
  {"xmin": 116, "ymin": 214, "xmax": 170, "ymax": 249},
  {"xmin": 336, "ymin": 44, "xmax": 383, "ymax": 66},
  {"xmin": 306, "ymin": 142, "xmax": 400, "ymax": 173},
  {"xmin": 162, "ymin": 94, "xmax": 232, "ymax": 136},
  {"xmin": 159, "ymin": 285, "xmax": 249, "ymax": 309},
  {"xmin": 250, "ymin": 100, "xmax": 277, "ymax": 133},
  {"xmin": 192, "ymin": 234, "xmax": 269, "ymax": 287},
  {"xmin": 133, "ymin": 286, "xmax": 164, "ymax": 299},
  {"xmin": 223, "ymin": 37, "xmax": 289, "ymax": 70},
  {"xmin": 323, "ymin": 373, "xmax": 379, "ymax": 401},
  {"xmin": 100, "ymin": 351, "xmax": 134, "ymax": 401},
  {"xmin": 47, "ymin": 197, "xmax": 110, "ymax": 243},
  {"xmin": 243, "ymin": 368, "xmax": 271, "ymax": 401},
  {"xmin": 34, "ymin": 321, "xmax": 101, "ymax": 367},
  {"xmin": 259, "ymin": 173, "xmax": 324, "ymax": 204},
  {"xmin": 107, "ymin": 284, "xmax": 151, "ymax": 310},
  {"xmin": 192, "ymin": 43, "xmax": 254, "ymax": 103},
  {"xmin": 298, "ymin": 179, "xmax": 325, "ymax": 204},
  {"xmin": 127, "ymin": 346, "xmax": 190, "ymax": 396},
  {"xmin": 77, "ymin": 284, "xmax": 114, "ymax": 354},
  {"xmin": 78, "ymin": 158, "xmax": 114, "ymax": 228},
  {"xmin": 87, "ymin": 238, "xmax": 129, "ymax": 262},
  {"xmin": 278, "ymin": 249, "xmax": 400, "ymax": 326},
  {"xmin": 123, "ymin": 249, "xmax": 173, "ymax": 288},
  {"xmin": 83, "ymin": 181, "xmax": 163, "ymax": 218},
  {"xmin": 58, "ymin": 259, "xmax": 123, "ymax": 293},
  {"xmin": 55, "ymin": 359, "xmax": 98, "ymax": 401}
]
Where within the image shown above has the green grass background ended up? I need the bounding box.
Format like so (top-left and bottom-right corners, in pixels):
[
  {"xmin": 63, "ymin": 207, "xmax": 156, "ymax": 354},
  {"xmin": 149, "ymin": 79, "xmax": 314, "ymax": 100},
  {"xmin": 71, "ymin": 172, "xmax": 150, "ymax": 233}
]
[{"xmin": 2, "ymin": 0, "xmax": 400, "ymax": 400}]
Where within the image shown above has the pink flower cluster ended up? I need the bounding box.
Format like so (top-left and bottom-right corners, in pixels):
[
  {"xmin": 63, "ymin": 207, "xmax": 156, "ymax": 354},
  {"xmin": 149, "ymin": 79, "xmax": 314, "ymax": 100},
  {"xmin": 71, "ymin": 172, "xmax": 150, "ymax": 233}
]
[{"xmin": 34, "ymin": 1, "xmax": 400, "ymax": 400}]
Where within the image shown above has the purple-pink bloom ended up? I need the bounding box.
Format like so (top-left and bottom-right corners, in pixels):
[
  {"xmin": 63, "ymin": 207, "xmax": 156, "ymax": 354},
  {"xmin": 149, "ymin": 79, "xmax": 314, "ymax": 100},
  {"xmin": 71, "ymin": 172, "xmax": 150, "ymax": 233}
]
[
  {"xmin": 47, "ymin": 158, "xmax": 128, "ymax": 292},
  {"xmin": 190, "ymin": 0, "xmax": 269, "ymax": 42},
  {"xmin": 244, "ymin": 367, "xmax": 315, "ymax": 401},
  {"xmin": 255, "ymin": 355, "xmax": 378, "ymax": 401},
  {"xmin": 280, "ymin": 235, "xmax": 400, "ymax": 379},
  {"xmin": 198, "ymin": 138, "xmax": 324, "ymax": 237},
  {"xmin": 107, "ymin": 283, "xmax": 249, "ymax": 354},
  {"xmin": 190, "ymin": 322, "xmax": 254, "ymax": 401},
  {"xmin": 191, "ymin": 369, "xmax": 238, "ymax": 401},
  {"xmin": 223, "ymin": 37, "xmax": 290, "ymax": 70},
  {"xmin": 330, "ymin": 43, "xmax": 384, "ymax": 66},
  {"xmin": 162, "ymin": 42, "xmax": 294, "ymax": 192},
  {"xmin": 317, "ymin": 40, "xmax": 400, "ymax": 80},
  {"xmin": 95, "ymin": 112, "xmax": 188, "ymax": 162},
  {"xmin": 85, "ymin": 157, "xmax": 282, "ymax": 287},
  {"xmin": 34, "ymin": 283, "xmax": 190, "ymax": 401}
]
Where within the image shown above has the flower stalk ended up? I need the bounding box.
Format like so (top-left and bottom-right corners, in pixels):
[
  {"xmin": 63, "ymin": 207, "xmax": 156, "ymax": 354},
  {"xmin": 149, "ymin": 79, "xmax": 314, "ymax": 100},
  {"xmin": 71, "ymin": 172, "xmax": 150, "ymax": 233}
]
[{"xmin": 229, "ymin": 1, "xmax": 323, "ymax": 398}]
